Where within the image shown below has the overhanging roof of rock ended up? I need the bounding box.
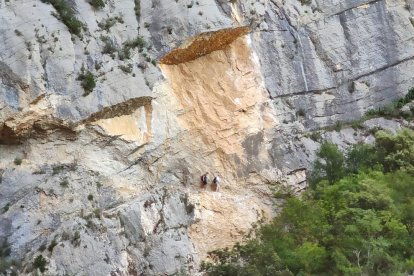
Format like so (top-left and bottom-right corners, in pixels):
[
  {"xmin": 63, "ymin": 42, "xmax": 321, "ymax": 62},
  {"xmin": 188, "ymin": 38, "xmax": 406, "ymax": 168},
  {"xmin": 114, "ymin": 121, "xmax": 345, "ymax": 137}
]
[{"xmin": 159, "ymin": 26, "xmax": 250, "ymax": 65}]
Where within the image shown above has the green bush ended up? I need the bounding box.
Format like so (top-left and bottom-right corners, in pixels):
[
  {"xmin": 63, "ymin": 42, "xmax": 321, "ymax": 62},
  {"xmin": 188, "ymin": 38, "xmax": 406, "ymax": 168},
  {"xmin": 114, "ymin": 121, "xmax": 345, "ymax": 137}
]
[
  {"xmin": 78, "ymin": 71, "xmax": 96, "ymax": 96},
  {"xmin": 296, "ymin": 108, "xmax": 305, "ymax": 117},
  {"xmin": 123, "ymin": 36, "xmax": 146, "ymax": 50},
  {"xmin": 98, "ymin": 16, "xmax": 123, "ymax": 32},
  {"xmin": 89, "ymin": 0, "xmax": 105, "ymax": 9},
  {"xmin": 119, "ymin": 63, "xmax": 133, "ymax": 74},
  {"xmin": 98, "ymin": 17, "xmax": 117, "ymax": 31},
  {"xmin": 33, "ymin": 255, "xmax": 47, "ymax": 273},
  {"xmin": 299, "ymin": 0, "xmax": 311, "ymax": 5},
  {"xmin": 2, "ymin": 203, "xmax": 10, "ymax": 214},
  {"xmin": 0, "ymin": 240, "xmax": 19, "ymax": 276},
  {"xmin": 71, "ymin": 231, "xmax": 81, "ymax": 247},
  {"xmin": 52, "ymin": 164, "xmax": 64, "ymax": 175},
  {"xmin": 101, "ymin": 36, "xmax": 117, "ymax": 56},
  {"xmin": 365, "ymin": 88, "xmax": 414, "ymax": 120},
  {"xmin": 14, "ymin": 158, "xmax": 22, "ymax": 165},
  {"xmin": 118, "ymin": 47, "xmax": 131, "ymax": 60},
  {"xmin": 93, "ymin": 208, "xmax": 101, "ymax": 219},
  {"xmin": 134, "ymin": 0, "xmax": 141, "ymax": 22},
  {"xmin": 310, "ymin": 142, "xmax": 344, "ymax": 187},
  {"xmin": 41, "ymin": 0, "xmax": 84, "ymax": 36},
  {"xmin": 0, "ymin": 240, "xmax": 11, "ymax": 258},
  {"xmin": 60, "ymin": 179, "xmax": 69, "ymax": 188},
  {"xmin": 47, "ymin": 240, "xmax": 57, "ymax": 253},
  {"xmin": 14, "ymin": 29, "xmax": 23, "ymax": 36}
]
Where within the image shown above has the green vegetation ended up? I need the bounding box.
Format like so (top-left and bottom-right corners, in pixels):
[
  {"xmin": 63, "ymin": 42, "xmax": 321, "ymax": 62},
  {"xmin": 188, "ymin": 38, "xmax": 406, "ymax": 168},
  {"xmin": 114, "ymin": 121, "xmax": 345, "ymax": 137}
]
[
  {"xmin": 322, "ymin": 88, "xmax": 414, "ymax": 133},
  {"xmin": 14, "ymin": 29, "xmax": 23, "ymax": 36},
  {"xmin": 123, "ymin": 36, "xmax": 146, "ymax": 51},
  {"xmin": 100, "ymin": 36, "xmax": 117, "ymax": 58},
  {"xmin": 310, "ymin": 141, "xmax": 345, "ymax": 186},
  {"xmin": 41, "ymin": 0, "xmax": 84, "ymax": 36},
  {"xmin": 0, "ymin": 239, "xmax": 19, "ymax": 275},
  {"xmin": 52, "ymin": 164, "xmax": 64, "ymax": 175},
  {"xmin": 89, "ymin": 0, "xmax": 105, "ymax": 9},
  {"xmin": 365, "ymin": 88, "xmax": 414, "ymax": 120},
  {"xmin": 14, "ymin": 157, "xmax": 22, "ymax": 165},
  {"xmin": 60, "ymin": 179, "xmax": 69, "ymax": 188},
  {"xmin": 299, "ymin": 0, "xmax": 311, "ymax": 5},
  {"xmin": 33, "ymin": 255, "xmax": 47, "ymax": 273},
  {"xmin": 306, "ymin": 131, "xmax": 322, "ymax": 142},
  {"xmin": 202, "ymin": 129, "xmax": 414, "ymax": 275},
  {"xmin": 117, "ymin": 47, "xmax": 131, "ymax": 60},
  {"xmin": 119, "ymin": 63, "xmax": 133, "ymax": 74},
  {"xmin": 101, "ymin": 35, "xmax": 148, "ymax": 62},
  {"xmin": 47, "ymin": 239, "xmax": 58, "ymax": 253},
  {"xmin": 87, "ymin": 194, "xmax": 94, "ymax": 201},
  {"xmin": 117, "ymin": 36, "xmax": 147, "ymax": 61},
  {"xmin": 77, "ymin": 70, "xmax": 96, "ymax": 96},
  {"xmin": 93, "ymin": 208, "xmax": 101, "ymax": 219},
  {"xmin": 296, "ymin": 108, "xmax": 305, "ymax": 117},
  {"xmin": 0, "ymin": 241, "xmax": 10, "ymax": 260},
  {"xmin": 134, "ymin": 0, "xmax": 141, "ymax": 23},
  {"xmin": 71, "ymin": 231, "xmax": 81, "ymax": 247},
  {"xmin": 2, "ymin": 203, "xmax": 10, "ymax": 214},
  {"xmin": 98, "ymin": 16, "xmax": 123, "ymax": 32},
  {"xmin": 100, "ymin": 34, "xmax": 151, "ymax": 64}
]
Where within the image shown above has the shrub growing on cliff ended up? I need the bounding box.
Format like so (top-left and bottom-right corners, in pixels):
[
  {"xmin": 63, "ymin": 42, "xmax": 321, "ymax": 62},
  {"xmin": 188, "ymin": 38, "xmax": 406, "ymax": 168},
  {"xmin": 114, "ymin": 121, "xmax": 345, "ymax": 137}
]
[
  {"xmin": 14, "ymin": 157, "xmax": 22, "ymax": 165},
  {"xmin": 33, "ymin": 255, "xmax": 47, "ymax": 273},
  {"xmin": 52, "ymin": 164, "xmax": 65, "ymax": 175},
  {"xmin": 60, "ymin": 179, "xmax": 69, "ymax": 188},
  {"xmin": 78, "ymin": 71, "xmax": 96, "ymax": 96},
  {"xmin": 71, "ymin": 231, "xmax": 81, "ymax": 247},
  {"xmin": 299, "ymin": 0, "xmax": 311, "ymax": 5},
  {"xmin": 47, "ymin": 240, "xmax": 57, "ymax": 253},
  {"xmin": 123, "ymin": 36, "xmax": 146, "ymax": 50},
  {"xmin": 98, "ymin": 16, "xmax": 123, "ymax": 32},
  {"xmin": 365, "ymin": 88, "xmax": 414, "ymax": 120},
  {"xmin": 14, "ymin": 29, "xmax": 23, "ymax": 36},
  {"xmin": 134, "ymin": 0, "xmax": 141, "ymax": 23},
  {"xmin": 0, "ymin": 240, "xmax": 11, "ymax": 259},
  {"xmin": 0, "ymin": 239, "xmax": 20, "ymax": 275},
  {"xmin": 119, "ymin": 63, "xmax": 133, "ymax": 74},
  {"xmin": 41, "ymin": 0, "xmax": 84, "ymax": 36},
  {"xmin": 89, "ymin": 0, "xmax": 105, "ymax": 9},
  {"xmin": 296, "ymin": 108, "xmax": 305, "ymax": 117}
]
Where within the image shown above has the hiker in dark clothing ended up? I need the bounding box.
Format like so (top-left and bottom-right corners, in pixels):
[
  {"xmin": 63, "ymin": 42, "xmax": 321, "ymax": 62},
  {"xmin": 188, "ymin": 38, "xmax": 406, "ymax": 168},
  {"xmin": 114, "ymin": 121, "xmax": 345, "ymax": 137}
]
[
  {"xmin": 201, "ymin": 172, "xmax": 209, "ymax": 189},
  {"xmin": 213, "ymin": 175, "xmax": 220, "ymax": 192}
]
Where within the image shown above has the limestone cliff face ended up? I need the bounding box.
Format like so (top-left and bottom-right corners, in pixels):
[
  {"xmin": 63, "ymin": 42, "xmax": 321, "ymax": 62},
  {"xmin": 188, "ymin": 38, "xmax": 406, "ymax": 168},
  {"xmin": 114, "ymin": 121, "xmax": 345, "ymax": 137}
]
[{"xmin": 0, "ymin": 0, "xmax": 413, "ymax": 275}]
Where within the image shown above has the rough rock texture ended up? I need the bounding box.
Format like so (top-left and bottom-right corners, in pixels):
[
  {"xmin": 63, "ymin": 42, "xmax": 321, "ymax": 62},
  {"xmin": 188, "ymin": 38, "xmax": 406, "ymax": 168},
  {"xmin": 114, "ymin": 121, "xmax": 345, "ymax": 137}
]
[{"xmin": 1, "ymin": 0, "xmax": 414, "ymax": 274}]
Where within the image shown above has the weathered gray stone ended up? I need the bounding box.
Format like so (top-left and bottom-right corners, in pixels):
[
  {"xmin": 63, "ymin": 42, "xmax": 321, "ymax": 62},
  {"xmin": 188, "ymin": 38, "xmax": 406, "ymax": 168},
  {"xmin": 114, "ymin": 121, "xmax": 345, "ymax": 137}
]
[{"xmin": 1, "ymin": 0, "xmax": 414, "ymax": 274}]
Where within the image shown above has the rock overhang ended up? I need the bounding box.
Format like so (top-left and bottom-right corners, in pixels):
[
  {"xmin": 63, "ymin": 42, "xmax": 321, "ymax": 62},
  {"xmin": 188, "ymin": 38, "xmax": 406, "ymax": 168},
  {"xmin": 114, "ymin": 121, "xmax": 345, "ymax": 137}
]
[{"xmin": 159, "ymin": 26, "xmax": 250, "ymax": 65}]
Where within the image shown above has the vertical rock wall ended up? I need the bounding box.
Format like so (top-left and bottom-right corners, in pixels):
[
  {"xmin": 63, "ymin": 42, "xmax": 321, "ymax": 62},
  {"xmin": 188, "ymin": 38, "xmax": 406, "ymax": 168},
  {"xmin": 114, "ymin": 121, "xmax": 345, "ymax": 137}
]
[{"xmin": 1, "ymin": 0, "xmax": 414, "ymax": 274}]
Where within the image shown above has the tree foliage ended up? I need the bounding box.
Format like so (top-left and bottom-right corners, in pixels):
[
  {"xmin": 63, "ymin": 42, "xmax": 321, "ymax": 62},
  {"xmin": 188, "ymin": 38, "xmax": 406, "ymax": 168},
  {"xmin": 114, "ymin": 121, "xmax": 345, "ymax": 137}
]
[{"xmin": 203, "ymin": 129, "xmax": 414, "ymax": 276}]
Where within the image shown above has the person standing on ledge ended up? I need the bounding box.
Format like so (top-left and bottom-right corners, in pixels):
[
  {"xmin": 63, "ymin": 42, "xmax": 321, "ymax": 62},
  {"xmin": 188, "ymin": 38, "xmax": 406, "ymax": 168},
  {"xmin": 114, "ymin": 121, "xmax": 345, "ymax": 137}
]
[
  {"xmin": 213, "ymin": 174, "xmax": 220, "ymax": 192},
  {"xmin": 201, "ymin": 172, "xmax": 209, "ymax": 189}
]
